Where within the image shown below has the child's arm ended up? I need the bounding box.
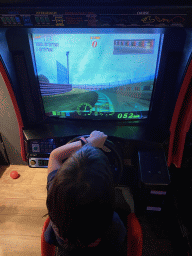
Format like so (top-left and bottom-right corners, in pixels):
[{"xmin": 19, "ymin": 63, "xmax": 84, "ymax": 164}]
[
  {"xmin": 47, "ymin": 140, "xmax": 82, "ymax": 174},
  {"xmin": 47, "ymin": 130, "xmax": 107, "ymax": 174}
]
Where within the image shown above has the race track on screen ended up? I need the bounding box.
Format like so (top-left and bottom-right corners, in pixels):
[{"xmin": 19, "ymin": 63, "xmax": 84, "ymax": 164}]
[{"xmin": 42, "ymin": 80, "xmax": 152, "ymax": 115}]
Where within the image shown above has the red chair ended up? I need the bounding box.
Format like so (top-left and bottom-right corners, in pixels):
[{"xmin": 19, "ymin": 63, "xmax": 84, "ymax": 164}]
[
  {"xmin": 127, "ymin": 213, "xmax": 143, "ymax": 256},
  {"xmin": 41, "ymin": 217, "xmax": 56, "ymax": 256},
  {"xmin": 41, "ymin": 213, "xmax": 143, "ymax": 256}
]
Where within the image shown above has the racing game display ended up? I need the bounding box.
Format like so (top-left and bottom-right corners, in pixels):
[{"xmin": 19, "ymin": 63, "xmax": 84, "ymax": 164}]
[{"xmin": 32, "ymin": 30, "xmax": 163, "ymax": 120}]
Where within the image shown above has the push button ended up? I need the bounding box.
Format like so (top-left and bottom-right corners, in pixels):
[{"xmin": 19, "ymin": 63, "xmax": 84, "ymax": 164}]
[
  {"xmin": 30, "ymin": 160, "xmax": 36, "ymax": 166},
  {"xmin": 32, "ymin": 144, "xmax": 40, "ymax": 152}
]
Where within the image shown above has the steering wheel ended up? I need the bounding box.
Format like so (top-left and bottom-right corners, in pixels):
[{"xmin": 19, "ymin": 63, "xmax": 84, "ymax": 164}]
[{"xmin": 67, "ymin": 135, "xmax": 123, "ymax": 186}]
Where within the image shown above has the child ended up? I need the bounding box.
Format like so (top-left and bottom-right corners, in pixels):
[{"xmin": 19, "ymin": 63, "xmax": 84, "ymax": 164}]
[{"xmin": 44, "ymin": 131, "xmax": 128, "ymax": 256}]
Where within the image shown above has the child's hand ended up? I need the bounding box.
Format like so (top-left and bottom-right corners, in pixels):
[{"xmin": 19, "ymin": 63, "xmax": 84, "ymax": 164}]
[{"xmin": 86, "ymin": 130, "xmax": 107, "ymax": 148}]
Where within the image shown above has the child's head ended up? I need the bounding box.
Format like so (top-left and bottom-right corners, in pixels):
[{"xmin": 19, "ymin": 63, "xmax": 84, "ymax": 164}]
[{"xmin": 46, "ymin": 144, "xmax": 115, "ymax": 247}]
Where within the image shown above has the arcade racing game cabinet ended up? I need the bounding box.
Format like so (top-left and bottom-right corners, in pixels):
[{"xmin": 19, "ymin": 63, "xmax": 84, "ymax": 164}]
[{"xmin": 0, "ymin": 1, "xmax": 192, "ymax": 255}]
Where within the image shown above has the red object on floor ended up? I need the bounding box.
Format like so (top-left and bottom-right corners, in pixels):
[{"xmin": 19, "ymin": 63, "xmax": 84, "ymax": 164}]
[{"xmin": 10, "ymin": 171, "xmax": 20, "ymax": 179}]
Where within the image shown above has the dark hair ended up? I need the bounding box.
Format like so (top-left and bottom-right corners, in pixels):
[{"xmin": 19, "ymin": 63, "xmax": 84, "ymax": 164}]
[{"xmin": 43, "ymin": 144, "xmax": 115, "ymax": 247}]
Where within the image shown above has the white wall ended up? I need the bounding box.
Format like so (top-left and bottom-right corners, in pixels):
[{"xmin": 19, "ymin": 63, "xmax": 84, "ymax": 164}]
[{"xmin": 0, "ymin": 74, "xmax": 26, "ymax": 165}]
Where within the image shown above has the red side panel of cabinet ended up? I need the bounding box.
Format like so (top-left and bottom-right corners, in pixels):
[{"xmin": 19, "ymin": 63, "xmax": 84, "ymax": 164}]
[{"xmin": 168, "ymin": 56, "xmax": 192, "ymax": 168}]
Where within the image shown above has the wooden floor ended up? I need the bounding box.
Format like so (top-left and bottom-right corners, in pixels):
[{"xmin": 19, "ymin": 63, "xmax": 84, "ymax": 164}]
[
  {"xmin": 0, "ymin": 165, "xmax": 48, "ymax": 256},
  {"xmin": 0, "ymin": 165, "xmax": 134, "ymax": 256}
]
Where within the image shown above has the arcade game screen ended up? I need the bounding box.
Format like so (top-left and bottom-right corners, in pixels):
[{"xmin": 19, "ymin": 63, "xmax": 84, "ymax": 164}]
[{"xmin": 31, "ymin": 29, "xmax": 163, "ymax": 120}]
